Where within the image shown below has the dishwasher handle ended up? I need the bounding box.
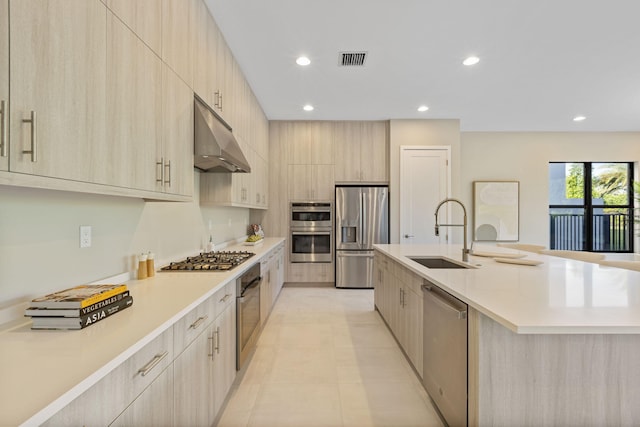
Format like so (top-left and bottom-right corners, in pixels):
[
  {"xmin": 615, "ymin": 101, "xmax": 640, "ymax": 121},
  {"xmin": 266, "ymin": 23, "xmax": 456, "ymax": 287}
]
[{"xmin": 422, "ymin": 283, "xmax": 467, "ymax": 320}]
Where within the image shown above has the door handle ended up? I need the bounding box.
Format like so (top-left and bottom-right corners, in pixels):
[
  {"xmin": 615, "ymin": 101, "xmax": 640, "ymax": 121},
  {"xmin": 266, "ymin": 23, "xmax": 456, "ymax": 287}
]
[{"xmin": 404, "ymin": 234, "xmax": 415, "ymax": 239}]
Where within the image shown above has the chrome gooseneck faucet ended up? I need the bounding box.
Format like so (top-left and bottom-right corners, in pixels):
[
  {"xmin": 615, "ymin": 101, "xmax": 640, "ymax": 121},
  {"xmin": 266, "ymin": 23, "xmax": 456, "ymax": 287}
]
[{"xmin": 434, "ymin": 198, "xmax": 469, "ymax": 262}]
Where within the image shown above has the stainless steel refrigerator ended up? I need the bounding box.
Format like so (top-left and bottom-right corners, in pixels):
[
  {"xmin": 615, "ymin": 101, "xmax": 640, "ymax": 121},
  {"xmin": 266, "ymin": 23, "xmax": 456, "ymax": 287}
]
[{"xmin": 335, "ymin": 186, "xmax": 389, "ymax": 288}]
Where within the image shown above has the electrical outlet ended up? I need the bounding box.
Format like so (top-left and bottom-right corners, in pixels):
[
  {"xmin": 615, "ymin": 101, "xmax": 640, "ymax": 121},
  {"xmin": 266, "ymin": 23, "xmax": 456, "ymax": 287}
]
[{"xmin": 80, "ymin": 225, "xmax": 92, "ymax": 248}]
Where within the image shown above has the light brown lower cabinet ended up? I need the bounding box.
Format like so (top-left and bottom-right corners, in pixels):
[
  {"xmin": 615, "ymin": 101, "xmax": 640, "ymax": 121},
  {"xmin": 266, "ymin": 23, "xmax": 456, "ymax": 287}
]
[
  {"xmin": 374, "ymin": 252, "xmax": 422, "ymax": 377},
  {"xmin": 43, "ymin": 285, "xmax": 236, "ymax": 427},
  {"xmin": 42, "ymin": 327, "xmax": 174, "ymax": 426},
  {"xmin": 173, "ymin": 325, "xmax": 212, "ymax": 426},
  {"xmin": 110, "ymin": 365, "xmax": 174, "ymax": 427}
]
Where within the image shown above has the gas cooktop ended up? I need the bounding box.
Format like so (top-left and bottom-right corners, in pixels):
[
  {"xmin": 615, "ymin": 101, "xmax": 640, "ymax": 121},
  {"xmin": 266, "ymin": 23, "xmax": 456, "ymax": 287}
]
[{"xmin": 161, "ymin": 251, "xmax": 255, "ymax": 272}]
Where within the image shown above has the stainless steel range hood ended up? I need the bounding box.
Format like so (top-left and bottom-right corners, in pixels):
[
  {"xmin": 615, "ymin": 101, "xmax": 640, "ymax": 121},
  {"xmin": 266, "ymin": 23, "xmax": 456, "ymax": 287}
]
[{"xmin": 194, "ymin": 94, "xmax": 251, "ymax": 173}]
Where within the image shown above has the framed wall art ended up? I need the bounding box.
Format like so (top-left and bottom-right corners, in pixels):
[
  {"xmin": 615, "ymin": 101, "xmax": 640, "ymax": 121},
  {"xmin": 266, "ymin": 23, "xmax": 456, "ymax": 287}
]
[{"xmin": 473, "ymin": 181, "xmax": 519, "ymax": 241}]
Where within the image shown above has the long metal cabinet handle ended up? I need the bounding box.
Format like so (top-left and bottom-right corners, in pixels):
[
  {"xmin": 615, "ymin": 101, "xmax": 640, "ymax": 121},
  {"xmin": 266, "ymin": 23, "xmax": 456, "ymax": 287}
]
[
  {"xmin": 22, "ymin": 110, "xmax": 37, "ymax": 162},
  {"xmin": 215, "ymin": 326, "xmax": 220, "ymax": 354},
  {"xmin": 164, "ymin": 160, "xmax": 171, "ymax": 186},
  {"xmin": 189, "ymin": 315, "xmax": 208, "ymax": 330},
  {"xmin": 0, "ymin": 100, "xmax": 6, "ymax": 157},
  {"xmin": 422, "ymin": 283, "xmax": 467, "ymax": 319},
  {"xmin": 156, "ymin": 158, "xmax": 164, "ymax": 184},
  {"xmin": 138, "ymin": 351, "xmax": 169, "ymax": 377},
  {"xmin": 208, "ymin": 335, "xmax": 214, "ymax": 359}
]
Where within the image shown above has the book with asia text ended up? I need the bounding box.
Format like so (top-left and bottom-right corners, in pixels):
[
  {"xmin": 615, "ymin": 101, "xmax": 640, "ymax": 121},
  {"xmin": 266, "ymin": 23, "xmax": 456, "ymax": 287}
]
[
  {"xmin": 25, "ymin": 291, "xmax": 131, "ymax": 317},
  {"xmin": 29, "ymin": 284, "xmax": 128, "ymax": 309},
  {"xmin": 30, "ymin": 295, "xmax": 133, "ymax": 330}
]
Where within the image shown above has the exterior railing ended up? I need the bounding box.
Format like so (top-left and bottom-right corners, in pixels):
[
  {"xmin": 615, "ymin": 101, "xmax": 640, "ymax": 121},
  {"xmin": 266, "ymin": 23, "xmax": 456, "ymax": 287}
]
[{"xmin": 550, "ymin": 213, "xmax": 632, "ymax": 252}]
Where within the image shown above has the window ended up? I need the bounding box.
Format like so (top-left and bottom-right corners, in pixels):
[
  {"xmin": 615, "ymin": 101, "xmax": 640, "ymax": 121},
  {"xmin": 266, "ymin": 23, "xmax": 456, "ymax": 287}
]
[{"xmin": 549, "ymin": 162, "xmax": 634, "ymax": 252}]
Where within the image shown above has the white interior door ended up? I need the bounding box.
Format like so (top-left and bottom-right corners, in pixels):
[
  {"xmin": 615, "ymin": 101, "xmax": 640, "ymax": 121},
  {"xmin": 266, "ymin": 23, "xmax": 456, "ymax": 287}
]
[{"xmin": 400, "ymin": 147, "xmax": 450, "ymax": 244}]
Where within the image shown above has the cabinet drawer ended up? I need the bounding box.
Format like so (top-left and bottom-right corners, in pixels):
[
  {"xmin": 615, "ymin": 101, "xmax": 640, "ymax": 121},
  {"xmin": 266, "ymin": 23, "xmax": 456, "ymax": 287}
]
[
  {"xmin": 43, "ymin": 327, "xmax": 174, "ymax": 427},
  {"xmin": 173, "ymin": 296, "xmax": 215, "ymax": 355},
  {"xmin": 119, "ymin": 327, "xmax": 174, "ymax": 403},
  {"xmin": 213, "ymin": 281, "xmax": 235, "ymax": 315}
]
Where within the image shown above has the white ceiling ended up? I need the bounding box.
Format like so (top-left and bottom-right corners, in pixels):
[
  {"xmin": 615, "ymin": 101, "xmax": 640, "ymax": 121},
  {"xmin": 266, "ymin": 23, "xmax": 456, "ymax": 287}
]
[{"xmin": 205, "ymin": 0, "xmax": 640, "ymax": 131}]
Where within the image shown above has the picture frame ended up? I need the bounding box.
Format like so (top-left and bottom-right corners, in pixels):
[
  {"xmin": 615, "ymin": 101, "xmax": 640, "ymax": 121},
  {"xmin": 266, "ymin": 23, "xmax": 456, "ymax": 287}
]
[{"xmin": 473, "ymin": 181, "xmax": 519, "ymax": 241}]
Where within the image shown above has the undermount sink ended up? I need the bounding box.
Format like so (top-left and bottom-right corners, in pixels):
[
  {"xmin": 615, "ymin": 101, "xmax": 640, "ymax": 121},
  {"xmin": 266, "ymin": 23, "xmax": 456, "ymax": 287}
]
[{"xmin": 408, "ymin": 256, "xmax": 473, "ymax": 269}]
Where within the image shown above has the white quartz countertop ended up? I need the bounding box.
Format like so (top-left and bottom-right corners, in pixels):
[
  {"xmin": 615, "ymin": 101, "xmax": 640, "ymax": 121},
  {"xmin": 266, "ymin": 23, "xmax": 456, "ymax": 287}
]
[
  {"xmin": 374, "ymin": 244, "xmax": 640, "ymax": 335},
  {"xmin": 0, "ymin": 238, "xmax": 284, "ymax": 427}
]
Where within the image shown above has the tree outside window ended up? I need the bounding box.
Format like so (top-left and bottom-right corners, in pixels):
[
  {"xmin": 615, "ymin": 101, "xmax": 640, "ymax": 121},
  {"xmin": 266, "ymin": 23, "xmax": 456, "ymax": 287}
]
[{"xmin": 549, "ymin": 162, "xmax": 634, "ymax": 252}]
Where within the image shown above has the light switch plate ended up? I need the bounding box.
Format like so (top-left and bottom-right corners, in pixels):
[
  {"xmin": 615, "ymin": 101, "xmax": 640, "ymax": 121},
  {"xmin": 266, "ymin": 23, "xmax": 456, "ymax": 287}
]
[{"xmin": 80, "ymin": 225, "xmax": 92, "ymax": 248}]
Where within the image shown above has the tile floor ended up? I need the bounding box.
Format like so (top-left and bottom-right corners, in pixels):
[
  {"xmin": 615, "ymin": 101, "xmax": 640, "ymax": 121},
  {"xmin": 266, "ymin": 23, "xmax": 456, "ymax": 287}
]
[{"xmin": 217, "ymin": 285, "xmax": 443, "ymax": 427}]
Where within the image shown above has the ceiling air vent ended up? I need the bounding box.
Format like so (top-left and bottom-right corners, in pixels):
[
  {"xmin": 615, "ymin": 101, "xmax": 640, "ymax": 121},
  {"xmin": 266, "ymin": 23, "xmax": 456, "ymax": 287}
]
[{"xmin": 339, "ymin": 51, "xmax": 367, "ymax": 66}]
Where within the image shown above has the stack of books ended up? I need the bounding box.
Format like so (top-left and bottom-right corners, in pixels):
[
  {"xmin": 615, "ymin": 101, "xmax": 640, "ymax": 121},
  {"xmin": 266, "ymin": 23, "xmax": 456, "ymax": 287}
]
[{"xmin": 24, "ymin": 284, "xmax": 133, "ymax": 330}]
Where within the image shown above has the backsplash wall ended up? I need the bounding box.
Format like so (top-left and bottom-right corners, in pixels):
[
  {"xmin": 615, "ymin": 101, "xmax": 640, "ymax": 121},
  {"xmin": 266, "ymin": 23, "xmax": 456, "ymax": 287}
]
[{"xmin": 0, "ymin": 172, "xmax": 250, "ymax": 308}]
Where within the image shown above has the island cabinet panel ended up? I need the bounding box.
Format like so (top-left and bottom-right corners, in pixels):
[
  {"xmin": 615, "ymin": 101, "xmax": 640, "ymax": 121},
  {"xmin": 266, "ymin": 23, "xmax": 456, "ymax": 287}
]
[
  {"xmin": 468, "ymin": 308, "xmax": 640, "ymax": 427},
  {"xmin": 0, "ymin": 0, "xmax": 8, "ymax": 172},
  {"xmin": 9, "ymin": 0, "xmax": 107, "ymax": 182},
  {"xmin": 373, "ymin": 252, "xmax": 423, "ymax": 377}
]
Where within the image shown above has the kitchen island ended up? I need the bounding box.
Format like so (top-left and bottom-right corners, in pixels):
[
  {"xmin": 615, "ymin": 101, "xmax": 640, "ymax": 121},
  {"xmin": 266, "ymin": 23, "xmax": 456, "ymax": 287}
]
[
  {"xmin": 374, "ymin": 244, "xmax": 640, "ymax": 426},
  {"xmin": 0, "ymin": 238, "xmax": 284, "ymax": 427}
]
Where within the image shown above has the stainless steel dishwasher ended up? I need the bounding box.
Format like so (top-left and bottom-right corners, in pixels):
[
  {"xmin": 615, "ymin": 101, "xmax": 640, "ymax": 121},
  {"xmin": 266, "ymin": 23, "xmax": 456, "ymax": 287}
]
[{"xmin": 422, "ymin": 279, "xmax": 468, "ymax": 427}]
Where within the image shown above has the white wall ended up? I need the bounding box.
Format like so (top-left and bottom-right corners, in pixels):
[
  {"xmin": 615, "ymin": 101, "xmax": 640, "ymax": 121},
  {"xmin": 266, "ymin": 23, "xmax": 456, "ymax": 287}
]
[
  {"xmin": 389, "ymin": 119, "xmax": 461, "ymax": 243},
  {"xmin": 0, "ymin": 172, "xmax": 250, "ymax": 307},
  {"xmin": 460, "ymin": 132, "xmax": 640, "ymax": 248}
]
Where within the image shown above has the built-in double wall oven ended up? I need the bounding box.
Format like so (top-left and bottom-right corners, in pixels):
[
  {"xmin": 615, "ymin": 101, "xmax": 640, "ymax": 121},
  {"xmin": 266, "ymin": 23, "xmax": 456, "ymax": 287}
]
[{"xmin": 290, "ymin": 202, "xmax": 333, "ymax": 263}]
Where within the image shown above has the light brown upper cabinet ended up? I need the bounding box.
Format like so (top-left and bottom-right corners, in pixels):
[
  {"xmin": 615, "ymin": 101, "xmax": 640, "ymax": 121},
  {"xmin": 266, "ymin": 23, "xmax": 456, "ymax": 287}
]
[
  {"xmin": 276, "ymin": 121, "xmax": 334, "ymax": 165},
  {"xmin": 192, "ymin": 0, "xmax": 217, "ymax": 108},
  {"xmin": 105, "ymin": 12, "xmax": 161, "ymax": 191},
  {"xmin": 162, "ymin": 0, "xmax": 194, "ymax": 88},
  {"xmin": 0, "ymin": 0, "xmax": 8, "ymax": 172},
  {"xmin": 106, "ymin": 0, "xmax": 162, "ymax": 56},
  {"xmin": 288, "ymin": 164, "xmax": 334, "ymax": 201},
  {"xmin": 214, "ymin": 33, "xmax": 234, "ymax": 124},
  {"xmin": 9, "ymin": 0, "xmax": 108, "ymax": 182},
  {"xmin": 160, "ymin": 65, "xmax": 194, "ymax": 197},
  {"xmin": 334, "ymin": 121, "xmax": 388, "ymax": 183}
]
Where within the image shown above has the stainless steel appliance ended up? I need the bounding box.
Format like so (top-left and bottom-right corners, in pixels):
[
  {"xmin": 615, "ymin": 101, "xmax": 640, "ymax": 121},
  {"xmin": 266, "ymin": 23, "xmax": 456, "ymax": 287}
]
[
  {"xmin": 335, "ymin": 186, "xmax": 389, "ymax": 288},
  {"xmin": 290, "ymin": 201, "xmax": 333, "ymax": 263},
  {"xmin": 161, "ymin": 251, "xmax": 255, "ymax": 271},
  {"xmin": 290, "ymin": 202, "xmax": 332, "ymax": 228},
  {"xmin": 194, "ymin": 94, "xmax": 251, "ymax": 173},
  {"xmin": 422, "ymin": 279, "xmax": 468, "ymax": 427},
  {"xmin": 236, "ymin": 262, "xmax": 261, "ymax": 370}
]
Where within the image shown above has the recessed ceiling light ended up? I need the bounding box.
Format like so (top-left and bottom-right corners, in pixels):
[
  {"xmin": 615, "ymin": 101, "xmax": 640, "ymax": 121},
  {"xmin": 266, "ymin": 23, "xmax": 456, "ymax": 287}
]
[
  {"xmin": 303, "ymin": 104, "xmax": 314, "ymax": 111},
  {"xmin": 463, "ymin": 56, "xmax": 480, "ymax": 66},
  {"xmin": 573, "ymin": 115, "xmax": 586, "ymax": 122},
  {"xmin": 417, "ymin": 105, "xmax": 429, "ymax": 112},
  {"xmin": 296, "ymin": 56, "xmax": 311, "ymax": 66}
]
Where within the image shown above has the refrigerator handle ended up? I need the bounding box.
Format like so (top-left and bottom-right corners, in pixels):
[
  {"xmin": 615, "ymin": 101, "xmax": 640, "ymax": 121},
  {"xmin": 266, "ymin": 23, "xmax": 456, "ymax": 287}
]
[{"xmin": 360, "ymin": 191, "xmax": 365, "ymax": 246}]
